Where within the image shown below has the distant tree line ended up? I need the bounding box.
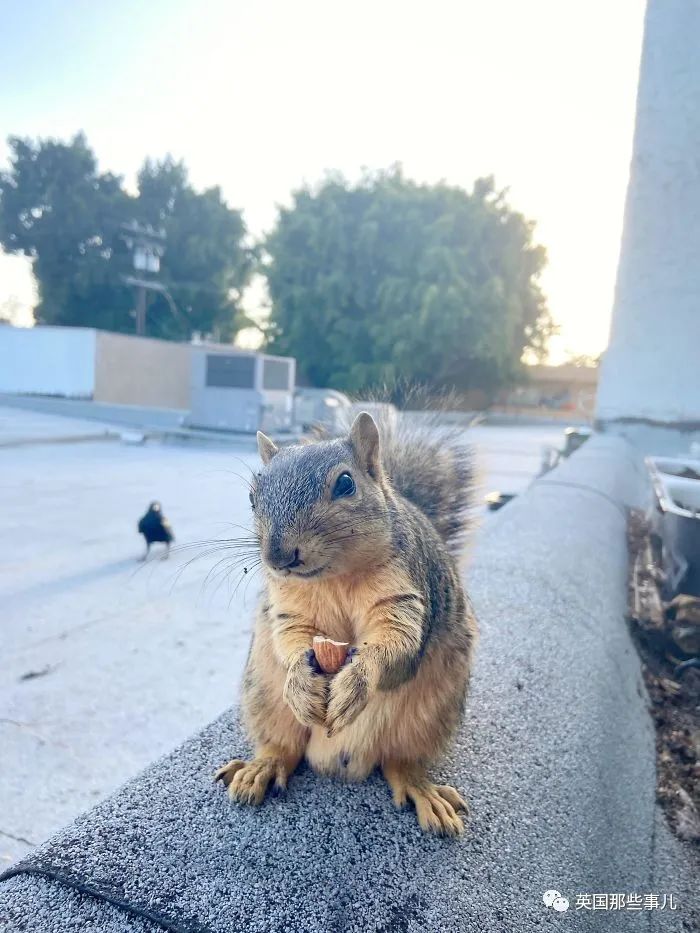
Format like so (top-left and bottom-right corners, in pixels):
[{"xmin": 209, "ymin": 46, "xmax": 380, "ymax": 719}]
[
  {"xmin": 0, "ymin": 135, "xmax": 553, "ymax": 395},
  {"xmin": 0, "ymin": 135, "xmax": 252, "ymax": 341}
]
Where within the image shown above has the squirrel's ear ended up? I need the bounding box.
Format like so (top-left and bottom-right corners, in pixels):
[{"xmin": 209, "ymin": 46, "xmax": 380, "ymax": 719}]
[
  {"xmin": 349, "ymin": 412, "xmax": 381, "ymax": 478},
  {"xmin": 257, "ymin": 431, "xmax": 278, "ymax": 464}
]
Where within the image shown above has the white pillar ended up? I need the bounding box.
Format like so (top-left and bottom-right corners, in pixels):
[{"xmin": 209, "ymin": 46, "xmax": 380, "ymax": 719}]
[{"xmin": 596, "ymin": 0, "xmax": 700, "ymax": 450}]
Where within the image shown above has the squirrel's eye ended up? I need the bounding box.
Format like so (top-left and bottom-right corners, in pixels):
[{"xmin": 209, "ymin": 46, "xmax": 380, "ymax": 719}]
[{"xmin": 332, "ymin": 472, "xmax": 355, "ymax": 499}]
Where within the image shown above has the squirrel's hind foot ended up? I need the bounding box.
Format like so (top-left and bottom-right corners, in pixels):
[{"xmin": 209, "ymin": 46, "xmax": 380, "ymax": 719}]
[
  {"xmin": 215, "ymin": 747, "xmax": 301, "ymax": 805},
  {"xmin": 215, "ymin": 758, "xmax": 274, "ymax": 805},
  {"xmin": 382, "ymin": 761, "xmax": 469, "ymax": 836}
]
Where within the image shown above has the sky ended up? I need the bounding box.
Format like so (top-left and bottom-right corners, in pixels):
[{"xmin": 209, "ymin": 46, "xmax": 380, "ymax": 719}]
[{"xmin": 0, "ymin": 0, "xmax": 646, "ymax": 361}]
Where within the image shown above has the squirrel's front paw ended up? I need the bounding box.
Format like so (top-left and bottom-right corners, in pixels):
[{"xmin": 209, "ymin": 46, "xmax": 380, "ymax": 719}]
[
  {"xmin": 283, "ymin": 653, "xmax": 328, "ymax": 728},
  {"xmin": 325, "ymin": 658, "xmax": 371, "ymax": 737}
]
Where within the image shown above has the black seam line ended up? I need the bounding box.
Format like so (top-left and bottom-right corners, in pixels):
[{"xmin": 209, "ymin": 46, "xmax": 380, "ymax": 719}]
[
  {"xmin": 0, "ymin": 866, "xmax": 213, "ymax": 933},
  {"xmin": 532, "ymin": 478, "xmax": 629, "ymax": 519}
]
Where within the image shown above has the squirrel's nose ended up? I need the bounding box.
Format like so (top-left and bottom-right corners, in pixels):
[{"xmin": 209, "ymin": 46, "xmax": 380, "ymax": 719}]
[{"xmin": 266, "ymin": 546, "xmax": 302, "ymax": 571}]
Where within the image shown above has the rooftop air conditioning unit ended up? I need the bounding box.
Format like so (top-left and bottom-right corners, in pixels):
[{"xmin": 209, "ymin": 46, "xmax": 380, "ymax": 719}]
[{"xmin": 186, "ymin": 347, "xmax": 296, "ymax": 434}]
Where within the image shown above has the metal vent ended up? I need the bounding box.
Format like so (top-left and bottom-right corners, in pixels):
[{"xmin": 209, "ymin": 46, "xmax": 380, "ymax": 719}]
[
  {"xmin": 205, "ymin": 354, "xmax": 255, "ymax": 389},
  {"xmin": 262, "ymin": 359, "xmax": 291, "ymax": 390}
]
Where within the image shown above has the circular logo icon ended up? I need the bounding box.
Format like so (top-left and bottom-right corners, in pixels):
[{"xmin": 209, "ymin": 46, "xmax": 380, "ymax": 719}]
[
  {"xmin": 552, "ymin": 896, "xmax": 570, "ymax": 912},
  {"xmin": 543, "ymin": 890, "xmax": 561, "ymax": 907}
]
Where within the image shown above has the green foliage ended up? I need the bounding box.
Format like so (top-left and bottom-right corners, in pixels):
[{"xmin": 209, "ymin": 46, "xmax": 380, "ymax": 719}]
[
  {"xmin": 136, "ymin": 158, "xmax": 253, "ymax": 340},
  {"xmin": 0, "ymin": 138, "xmax": 553, "ymax": 383},
  {"xmin": 0, "ymin": 137, "xmax": 252, "ymax": 340},
  {"xmin": 264, "ymin": 169, "xmax": 553, "ymax": 395},
  {"xmin": 0, "ymin": 134, "xmax": 133, "ymax": 329}
]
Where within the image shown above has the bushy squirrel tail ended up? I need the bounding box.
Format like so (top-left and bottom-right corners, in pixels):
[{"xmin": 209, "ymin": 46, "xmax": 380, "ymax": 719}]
[{"xmin": 352, "ymin": 402, "xmax": 475, "ymax": 555}]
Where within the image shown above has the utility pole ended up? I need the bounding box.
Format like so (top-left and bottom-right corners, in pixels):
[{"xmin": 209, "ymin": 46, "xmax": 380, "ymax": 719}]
[
  {"xmin": 135, "ymin": 284, "xmax": 147, "ymax": 337},
  {"xmin": 120, "ymin": 222, "xmax": 167, "ymax": 337}
]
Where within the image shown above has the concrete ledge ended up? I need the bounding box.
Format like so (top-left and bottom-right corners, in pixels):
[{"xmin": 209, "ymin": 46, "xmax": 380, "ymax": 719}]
[
  {"xmin": 0, "ymin": 396, "xmax": 286, "ymax": 448},
  {"xmin": 0, "ymin": 394, "xmax": 187, "ymax": 431},
  {"xmin": 1, "ymin": 436, "xmax": 697, "ymax": 931}
]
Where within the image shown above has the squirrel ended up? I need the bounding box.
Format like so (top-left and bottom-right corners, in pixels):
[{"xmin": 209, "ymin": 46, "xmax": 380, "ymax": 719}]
[{"xmin": 215, "ymin": 410, "xmax": 477, "ymax": 835}]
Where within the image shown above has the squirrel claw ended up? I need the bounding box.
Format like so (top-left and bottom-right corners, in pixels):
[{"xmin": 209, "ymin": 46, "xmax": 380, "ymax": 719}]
[
  {"xmin": 283, "ymin": 657, "xmax": 329, "ymax": 728},
  {"xmin": 325, "ymin": 662, "xmax": 370, "ymax": 736},
  {"xmin": 305, "ymin": 648, "xmax": 325, "ymax": 675}
]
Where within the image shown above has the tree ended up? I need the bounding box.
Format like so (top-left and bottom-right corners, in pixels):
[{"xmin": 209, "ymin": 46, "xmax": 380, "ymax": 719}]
[
  {"xmin": 0, "ymin": 134, "xmax": 134, "ymax": 330},
  {"xmin": 562, "ymin": 351, "xmax": 600, "ymax": 368},
  {"xmin": 264, "ymin": 169, "xmax": 553, "ymax": 396},
  {"xmin": 0, "ymin": 295, "xmax": 25, "ymax": 325},
  {"xmin": 136, "ymin": 158, "xmax": 253, "ymax": 341},
  {"xmin": 0, "ymin": 137, "xmax": 252, "ymax": 341}
]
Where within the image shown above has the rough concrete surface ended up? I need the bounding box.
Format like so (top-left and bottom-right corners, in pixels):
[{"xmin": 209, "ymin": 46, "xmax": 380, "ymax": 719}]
[{"xmin": 1, "ymin": 431, "xmax": 697, "ymax": 930}]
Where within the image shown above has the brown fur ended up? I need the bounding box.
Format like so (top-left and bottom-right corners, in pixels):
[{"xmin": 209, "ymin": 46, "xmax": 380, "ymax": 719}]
[{"xmin": 216, "ymin": 412, "xmax": 477, "ymax": 835}]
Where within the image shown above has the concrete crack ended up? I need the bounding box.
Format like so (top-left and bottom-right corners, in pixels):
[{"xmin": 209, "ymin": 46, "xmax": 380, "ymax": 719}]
[{"xmin": 0, "ymin": 829, "xmax": 37, "ymax": 848}]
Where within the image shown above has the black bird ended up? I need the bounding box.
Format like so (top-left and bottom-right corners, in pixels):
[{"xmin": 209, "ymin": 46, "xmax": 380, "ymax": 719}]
[{"xmin": 137, "ymin": 501, "xmax": 174, "ymax": 560}]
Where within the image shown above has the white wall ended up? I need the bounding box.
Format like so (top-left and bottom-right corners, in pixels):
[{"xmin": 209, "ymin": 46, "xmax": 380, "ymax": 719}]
[
  {"xmin": 0, "ymin": 326, "xmax": 96, "ymax": 397},
  {"xmin": 597, "ymin": 0, "xmax": 700, "ymax": 426}
]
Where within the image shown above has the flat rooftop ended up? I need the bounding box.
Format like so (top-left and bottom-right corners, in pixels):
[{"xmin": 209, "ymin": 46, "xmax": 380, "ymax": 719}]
[{"xmin": 0, "ymin": 405, "xmax": 563, "ymax": 866}]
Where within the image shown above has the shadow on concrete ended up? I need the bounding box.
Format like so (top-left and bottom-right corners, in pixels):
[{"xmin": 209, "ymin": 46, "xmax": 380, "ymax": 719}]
[{"xmin": 5, "ymin": 558, "xmax": 140, "ymax": 606}]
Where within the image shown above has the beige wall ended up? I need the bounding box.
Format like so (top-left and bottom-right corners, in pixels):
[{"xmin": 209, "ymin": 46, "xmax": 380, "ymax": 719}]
[{"xmin": 94, "ymin": 332, "xmax": 190, "ymax": 409}]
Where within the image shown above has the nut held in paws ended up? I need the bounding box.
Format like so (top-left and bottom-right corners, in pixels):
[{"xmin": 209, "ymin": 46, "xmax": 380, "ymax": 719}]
[{"xmin": 312, "ymin": 636, "xmax": 350, "ymax": 674}]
